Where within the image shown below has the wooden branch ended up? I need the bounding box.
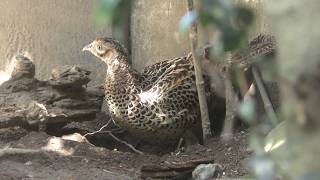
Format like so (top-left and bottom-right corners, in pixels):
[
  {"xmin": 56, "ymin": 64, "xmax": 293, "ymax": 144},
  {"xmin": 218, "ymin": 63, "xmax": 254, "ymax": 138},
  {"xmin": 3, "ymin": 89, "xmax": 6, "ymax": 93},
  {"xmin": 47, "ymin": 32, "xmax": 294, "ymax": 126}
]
[
  {"xmin": 140, "ymin": 158, "xmax": 214, "ymax": 178},
  {"xmin": 187, "ymin": 0, "xmax": 212, "ymax": 143},
  {"xmin": 252, "ymin": 66, "xmax": 278, "ymax": 125}
]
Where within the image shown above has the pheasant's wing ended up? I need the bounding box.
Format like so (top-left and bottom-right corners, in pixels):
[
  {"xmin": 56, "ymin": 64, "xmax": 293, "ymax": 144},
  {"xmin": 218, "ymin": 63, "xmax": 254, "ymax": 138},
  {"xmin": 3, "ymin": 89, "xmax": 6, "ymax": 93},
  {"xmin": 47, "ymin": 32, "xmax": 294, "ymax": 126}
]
[
  {"xmin": 142, "ymin": 58, "xmax": 174, "ymax": 77},
  {"xmin": 141, "ymin": 54, "xmax": 195, "ymax": 92},
  {"xmin": 140, "ymin": 57, "xmax": 182, "ymax": 89},
  {"xmin": 133, "ymin": 54, "xmax": 199, "ymax": 130}
]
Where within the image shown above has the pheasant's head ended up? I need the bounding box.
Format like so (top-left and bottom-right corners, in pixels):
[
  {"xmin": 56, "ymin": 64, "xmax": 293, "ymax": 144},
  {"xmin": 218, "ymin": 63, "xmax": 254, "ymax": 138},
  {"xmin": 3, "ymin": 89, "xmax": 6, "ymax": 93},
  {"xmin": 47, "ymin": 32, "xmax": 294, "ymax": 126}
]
[{"xmin": 82, "ymin": 37, "xmax": 128, "ymax": 64}]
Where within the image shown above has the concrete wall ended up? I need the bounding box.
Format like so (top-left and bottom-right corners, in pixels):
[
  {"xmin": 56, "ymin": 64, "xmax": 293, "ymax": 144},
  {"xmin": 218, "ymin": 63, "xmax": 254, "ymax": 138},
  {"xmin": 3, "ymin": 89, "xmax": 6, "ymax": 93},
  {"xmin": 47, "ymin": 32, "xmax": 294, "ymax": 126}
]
[
  {"xmin": 0, "ymin": 0, "xmax": 111, "ymax": 84},
  {"xmin": 131, "ymin": 0, "xmax": 271, "ymax": 70},
  {"xmin": 0, "ymin": 1, "xmax": 270, "ymax": 83},
  {"xmin": 131, "ymin": 0, "xmax": 191, "ymax": 71}
]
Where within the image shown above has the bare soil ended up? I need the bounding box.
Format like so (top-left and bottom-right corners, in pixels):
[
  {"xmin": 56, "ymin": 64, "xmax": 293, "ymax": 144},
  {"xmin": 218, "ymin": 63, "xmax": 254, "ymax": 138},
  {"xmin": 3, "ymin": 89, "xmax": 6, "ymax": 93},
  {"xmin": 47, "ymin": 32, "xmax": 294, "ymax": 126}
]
[{"xmin": 0, "ymin": 125, "xmax": 251, "ymax": 180}]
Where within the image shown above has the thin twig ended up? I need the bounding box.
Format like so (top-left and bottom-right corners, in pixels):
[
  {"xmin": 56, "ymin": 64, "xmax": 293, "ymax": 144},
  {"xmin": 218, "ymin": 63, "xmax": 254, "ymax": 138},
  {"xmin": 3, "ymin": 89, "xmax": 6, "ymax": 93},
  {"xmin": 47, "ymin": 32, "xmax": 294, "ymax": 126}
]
[
  {"xmin": 83, "ymin": 120, "xmax": 142, "ymax": 154},
  {"xmin": 187, "ymin": 0, "xmax": 212, "ymax": 143},
  {"xmin": 107, "ymin": 132, "xmax": 144, "ymax": 155},
  {"xmin": 84, "ymin": 119, "xmax": 112, "ymax": 137},
  {"xmin": 252, "ymin": 66, "xmax": 278, "ymax": 125}
]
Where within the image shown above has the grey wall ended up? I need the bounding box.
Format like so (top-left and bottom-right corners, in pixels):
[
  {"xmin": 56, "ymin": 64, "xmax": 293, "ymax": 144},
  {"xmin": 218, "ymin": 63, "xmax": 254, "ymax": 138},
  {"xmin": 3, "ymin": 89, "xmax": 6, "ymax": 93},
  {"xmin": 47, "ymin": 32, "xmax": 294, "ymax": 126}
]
[
  {"xmin": 131, "ymin": 0, "xmax": 271, "ymax": 71},
  {"xmin": 0, "ymin": 1, "xmax": 270, "ymax": 83},
  {"xmin": 131, "ymin": 0, "xmax": 191, "ymax": 71},
  {"xmin": 0, "ymin": 0, "xmax": 111, "ymax": 84}
]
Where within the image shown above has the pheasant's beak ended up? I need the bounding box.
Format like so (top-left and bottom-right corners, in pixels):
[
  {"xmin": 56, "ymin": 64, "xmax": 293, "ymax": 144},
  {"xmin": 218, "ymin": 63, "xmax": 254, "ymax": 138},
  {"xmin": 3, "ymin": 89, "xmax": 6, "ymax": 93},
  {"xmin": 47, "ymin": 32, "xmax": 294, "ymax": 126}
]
[{"xmin": 82, "ymin": 43, "xmax": 93, "ymax": 52}]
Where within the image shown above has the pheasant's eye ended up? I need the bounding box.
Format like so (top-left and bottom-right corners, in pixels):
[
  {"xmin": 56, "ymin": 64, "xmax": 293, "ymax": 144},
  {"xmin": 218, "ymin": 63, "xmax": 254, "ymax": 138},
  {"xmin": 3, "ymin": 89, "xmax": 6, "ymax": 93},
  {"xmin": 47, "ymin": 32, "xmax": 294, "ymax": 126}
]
[{"xmin": 97, "ymin": 45, "xmax": 102, "ymax": 51}]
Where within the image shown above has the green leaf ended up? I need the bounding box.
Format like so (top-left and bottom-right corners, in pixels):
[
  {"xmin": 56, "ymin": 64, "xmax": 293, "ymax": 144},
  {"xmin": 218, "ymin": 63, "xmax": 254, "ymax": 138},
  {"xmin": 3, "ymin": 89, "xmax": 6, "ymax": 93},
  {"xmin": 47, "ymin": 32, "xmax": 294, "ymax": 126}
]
[{"xmin": 93, "ymin": 0, "xmax": 122, "ymax": 26}]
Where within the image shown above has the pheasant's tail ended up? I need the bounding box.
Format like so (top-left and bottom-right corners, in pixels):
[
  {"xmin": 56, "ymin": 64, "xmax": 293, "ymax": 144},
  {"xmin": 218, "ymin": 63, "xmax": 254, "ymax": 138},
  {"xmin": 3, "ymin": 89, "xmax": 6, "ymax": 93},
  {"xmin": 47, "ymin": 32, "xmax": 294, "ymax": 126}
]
[
  {"xmin": 231, "ymin": 34, "xmax": 276, "ymax": 69},
  {"xmin": 249, "ymin": 34, "xmax": 276, "ymax": 51},
  {"xmin": 200, "ymin": 34, "xmax": 276, "ymax": 68},
  {"xmin": 247, "ymin": 34, "xmax": 276, "ymax": 61}
]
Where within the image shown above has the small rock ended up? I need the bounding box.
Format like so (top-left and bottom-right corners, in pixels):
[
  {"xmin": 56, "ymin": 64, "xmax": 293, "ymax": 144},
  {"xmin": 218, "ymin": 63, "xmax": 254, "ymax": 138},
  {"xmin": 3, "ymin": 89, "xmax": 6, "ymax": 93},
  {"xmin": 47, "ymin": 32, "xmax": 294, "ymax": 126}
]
[
  {"xmin": 25, "ymin": 101, "xmax": 49, "ymax": 126},
  {"xmin": 192, "ymin": 163, "xmax": 223, "ymax": 180},
  {"xmin": 0, "ymin": 60, "xmax": 103, "ymax": 130},
  {"xmin": 11, "ymin": 55, "xmax": 35, "ymax": 80},
  {"xmin": 49, "ymin": 66, "xmax": 91, "ymax": 89}
]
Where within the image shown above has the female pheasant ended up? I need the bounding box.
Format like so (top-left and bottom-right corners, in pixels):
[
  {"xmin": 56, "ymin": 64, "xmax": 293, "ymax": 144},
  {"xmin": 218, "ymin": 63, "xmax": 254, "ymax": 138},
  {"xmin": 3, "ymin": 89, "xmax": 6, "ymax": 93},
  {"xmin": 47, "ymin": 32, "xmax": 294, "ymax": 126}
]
[
  {"xmin": 83, "ymin": 38, "xmax": 199, "ymax": 142},
  {"xmin": 82, "ymin": 35, "xmax": 275, "ymax": 143}
]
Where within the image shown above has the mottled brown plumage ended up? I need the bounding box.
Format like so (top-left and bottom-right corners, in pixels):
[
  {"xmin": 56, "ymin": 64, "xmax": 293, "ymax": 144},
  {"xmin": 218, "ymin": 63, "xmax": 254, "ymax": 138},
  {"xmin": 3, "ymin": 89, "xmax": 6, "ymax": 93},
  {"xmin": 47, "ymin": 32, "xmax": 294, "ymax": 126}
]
[
  {"xmin": 82, "ymin": 35, "xmax": 275, "ymax": 142},
  {"xmin": 83, "ymin": 38, "xmax": 198, "ymax": 142}
]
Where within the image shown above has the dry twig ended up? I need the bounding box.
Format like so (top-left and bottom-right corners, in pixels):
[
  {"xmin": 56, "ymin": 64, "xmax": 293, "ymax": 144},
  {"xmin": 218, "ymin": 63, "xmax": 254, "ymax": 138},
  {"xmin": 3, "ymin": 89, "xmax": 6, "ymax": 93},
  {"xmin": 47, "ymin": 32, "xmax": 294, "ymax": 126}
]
[
  {"xmin": 83, "ymin": 119, "xmax": 112, "ymax": 137},
  {"xmin": 186, "ymin": 0, "xmax": 212, "ymax": 143},
  {"xmin": 252, "ymin": 66, "xmax": 278, "ymax": 125},
  {"xmin": 141, "ymin": 158, "xmax": 214, "ymax": 178},
  {"xmin": 107, "ymin": 132, "xmax": 144, "ymax": 155},
  {"xmin": 83, "ymin": 119, "xmax": 143, "ymax": 155}
]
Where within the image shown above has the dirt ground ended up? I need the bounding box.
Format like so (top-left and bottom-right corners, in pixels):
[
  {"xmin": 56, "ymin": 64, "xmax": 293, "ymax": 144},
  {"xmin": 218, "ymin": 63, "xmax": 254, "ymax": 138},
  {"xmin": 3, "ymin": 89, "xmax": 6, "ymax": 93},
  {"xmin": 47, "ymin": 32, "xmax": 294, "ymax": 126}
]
[
  {"xmin": 0, "ymin": 124, "xmax": 251, "ymax": 180},
  {"xmin": 0, "ymin": 55, "xmax": 254, "ymax": 179}
]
